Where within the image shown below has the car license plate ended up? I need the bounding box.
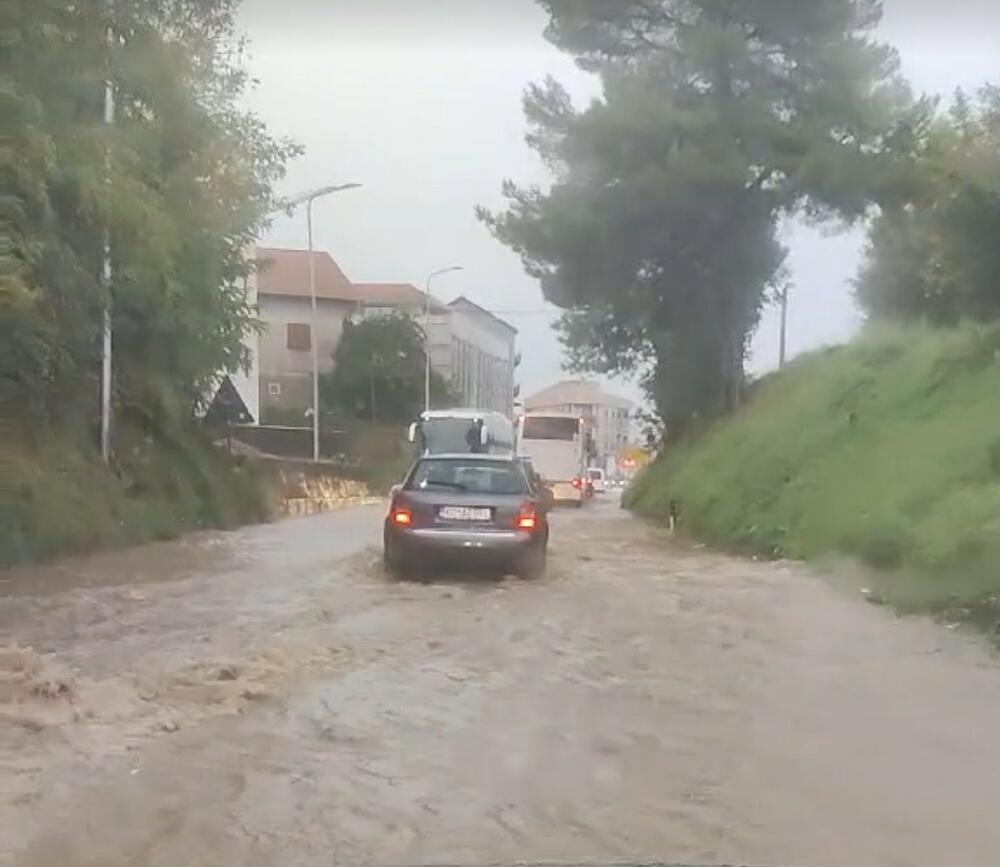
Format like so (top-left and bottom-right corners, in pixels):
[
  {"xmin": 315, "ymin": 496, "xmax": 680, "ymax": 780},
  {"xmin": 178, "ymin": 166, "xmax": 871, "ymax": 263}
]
[{"xmin": 439, "ymin": 506, "xmax": 491, "ymax": 522}]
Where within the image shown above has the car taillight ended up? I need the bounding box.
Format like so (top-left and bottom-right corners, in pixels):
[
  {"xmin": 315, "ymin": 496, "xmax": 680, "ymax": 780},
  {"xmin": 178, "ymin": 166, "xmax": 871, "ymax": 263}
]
[
  {"xmin": 571, "ymin": 478, "xmax": 582, "ymax": 489},
  {"xmin": 515, "ymin": 504, "xmax": 537, "ymax": 531},
  {"xmin": 391, "ymin": 507, "xmax": 413, "ymax": 526}
]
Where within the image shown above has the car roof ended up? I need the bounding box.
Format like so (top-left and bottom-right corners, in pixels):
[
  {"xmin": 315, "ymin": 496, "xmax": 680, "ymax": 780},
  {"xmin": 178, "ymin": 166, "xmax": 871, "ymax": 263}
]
[{"xmin": 418, "ymin": 453, "xmax": 516, "ymax": 463}]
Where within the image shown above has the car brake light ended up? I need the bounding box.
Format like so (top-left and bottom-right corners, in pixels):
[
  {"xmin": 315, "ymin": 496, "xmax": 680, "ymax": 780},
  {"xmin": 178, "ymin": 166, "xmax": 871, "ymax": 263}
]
[
  {"xmin": 515, "ymin": 503, "xmax": 537, "ymax": 531},
  {"xmin": 571, "ymin": 478, "xmax": 582, "ymax": 489},
  {"xmin": 391, "ymin": 508, "xmax": 413, "ymax": 526}
]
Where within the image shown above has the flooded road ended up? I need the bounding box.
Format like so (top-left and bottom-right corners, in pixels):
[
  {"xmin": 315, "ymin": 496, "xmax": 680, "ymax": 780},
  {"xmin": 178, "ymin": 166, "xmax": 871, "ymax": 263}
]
[{"xmin": 3, "ymin": 499, "xmax": 1000, "ymax": 867}]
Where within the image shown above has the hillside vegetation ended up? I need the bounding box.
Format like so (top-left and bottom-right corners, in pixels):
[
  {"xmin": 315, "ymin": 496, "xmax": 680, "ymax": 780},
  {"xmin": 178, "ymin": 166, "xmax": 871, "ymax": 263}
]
[
  {"xmin": 0, "ymin": 428, "xmax": 275, "ymax": 568},
  {"xmin": 3, "ymin": 3, "xmax": 294, "ymax": 568},
  {"xmin": 627, "ymin": 326, "xmax": 1000, "ymax": 627}
]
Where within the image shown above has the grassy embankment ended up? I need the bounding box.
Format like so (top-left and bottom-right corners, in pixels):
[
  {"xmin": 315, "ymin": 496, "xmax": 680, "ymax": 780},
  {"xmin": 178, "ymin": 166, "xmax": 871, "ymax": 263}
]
[
  {"xmin": 627, "ymin": 325, "xmax": 1000, "ymax": 631},
  {"xmin": 0, "ymin": 419, "xmax": 415, "ymax": 568},
  {"xmin": 1, "ymin": 425, "xmax": 276, "ymax": 568}
]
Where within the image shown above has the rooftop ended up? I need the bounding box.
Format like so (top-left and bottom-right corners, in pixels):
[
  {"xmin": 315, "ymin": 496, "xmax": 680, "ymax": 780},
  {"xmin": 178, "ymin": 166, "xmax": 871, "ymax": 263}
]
[
  {"xmin": 449, "ymin": 296, "xmax": 519, "ymax": 334},
  {"xmin": 525, "ymin": 379, "xmax": 633, "ymax": 412},
  {"xmin": 255, "ymin": 247, "xmax": 354, "ymax": 301},
  {"xmin": 252, "ymin": 247, "xmax": 513, "ymax": 328},
  {"xmin": 352, "ymin": 282, "xmax": 449, "ymax": 314}
]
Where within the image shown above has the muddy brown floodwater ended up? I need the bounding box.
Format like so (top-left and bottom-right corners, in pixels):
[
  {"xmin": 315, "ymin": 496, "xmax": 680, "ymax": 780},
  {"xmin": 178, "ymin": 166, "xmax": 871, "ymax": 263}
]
[{"xmin": 2, "ymin": 498, "xmax": 1000, "ymax": 867}]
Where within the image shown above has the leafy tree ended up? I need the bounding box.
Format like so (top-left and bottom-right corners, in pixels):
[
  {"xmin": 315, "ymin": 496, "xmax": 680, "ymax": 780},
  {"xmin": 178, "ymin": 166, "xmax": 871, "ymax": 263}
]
[
  {"xmin": 322, "ymin": 314, "xmax": 454, "ymax": 423},
  {"xmin": 481, "ymin": 0, "xmax": 912, "ymax": 430},
  {"xmin": 2, "ymin": 0, "xmax": 296, "ymax": 439},
  {"xmin": 857, "ymin": 86, "xmax": 1000, "ymax": 324}
]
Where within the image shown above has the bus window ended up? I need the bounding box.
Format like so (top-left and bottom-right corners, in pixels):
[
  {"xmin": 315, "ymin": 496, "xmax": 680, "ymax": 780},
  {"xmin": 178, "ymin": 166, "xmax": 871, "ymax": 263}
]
[
  {"xmin": 420, "ymin": 418, "xmax": 481, "ymax": 454},
  {"xmin": 521, "ymin": 416, "xmax": 579, "ymax": 441}
]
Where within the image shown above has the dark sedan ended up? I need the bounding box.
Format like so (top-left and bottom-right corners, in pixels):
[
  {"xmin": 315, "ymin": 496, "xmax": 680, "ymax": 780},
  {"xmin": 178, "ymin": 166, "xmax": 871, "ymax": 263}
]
[{"xmin": 384, "ymin": 454, "xmax": 550, "ymax": 579}]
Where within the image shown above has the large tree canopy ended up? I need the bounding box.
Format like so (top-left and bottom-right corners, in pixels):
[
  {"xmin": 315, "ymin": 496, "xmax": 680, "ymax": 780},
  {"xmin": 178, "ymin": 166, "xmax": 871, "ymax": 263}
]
[
  {"xmin": 857, "ymin": 86, "xmax": 1000, "ymax": 324},
  {"xmin": 322, "ymin": 314, "xmax": 454, "ymax": 423},
  {"xmin": 481, "ymin": 0, "xmax": 914, "ymax": 430},
  {"xmin": 2, "ymin": 0, "xmax": 297, "ymax": 437}
]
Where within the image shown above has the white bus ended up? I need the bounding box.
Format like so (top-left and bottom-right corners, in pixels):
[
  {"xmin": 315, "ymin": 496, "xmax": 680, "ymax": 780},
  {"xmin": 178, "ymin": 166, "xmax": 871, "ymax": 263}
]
[
  {"xmin": 408, "ymin": 409, "xmax": 516, "ymax": 457},
  {"xmin": 517, "ymin": 412, "xmax": 589, "ymax": 506}
]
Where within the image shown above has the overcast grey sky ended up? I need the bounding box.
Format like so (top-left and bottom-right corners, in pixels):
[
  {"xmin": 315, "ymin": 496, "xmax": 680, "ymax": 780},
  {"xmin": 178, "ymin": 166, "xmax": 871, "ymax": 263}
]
[{"xmin": 240, "ymin": 0, "xmax": 1000, "ymax": 401}]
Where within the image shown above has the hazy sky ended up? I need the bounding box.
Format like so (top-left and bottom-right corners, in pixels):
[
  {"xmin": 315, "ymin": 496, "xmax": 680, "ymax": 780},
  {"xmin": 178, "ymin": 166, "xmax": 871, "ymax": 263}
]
[{"xmin": 240, "ymin": 0, "xmax": 1000, "ymax": 402}]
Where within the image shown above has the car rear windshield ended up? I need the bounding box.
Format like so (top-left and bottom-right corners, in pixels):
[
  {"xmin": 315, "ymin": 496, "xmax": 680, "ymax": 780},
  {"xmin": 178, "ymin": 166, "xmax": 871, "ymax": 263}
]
[{"xmin": 408, "ymin": 459, "xmax": 529, "ymax": 496}]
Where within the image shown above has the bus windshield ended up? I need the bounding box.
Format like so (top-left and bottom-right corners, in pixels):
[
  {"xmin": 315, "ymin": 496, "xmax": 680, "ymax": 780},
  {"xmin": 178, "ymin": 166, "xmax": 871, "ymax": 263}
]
[{"xmin": 522, "ymin": 416, "xmax": 579, "ymax": 441}]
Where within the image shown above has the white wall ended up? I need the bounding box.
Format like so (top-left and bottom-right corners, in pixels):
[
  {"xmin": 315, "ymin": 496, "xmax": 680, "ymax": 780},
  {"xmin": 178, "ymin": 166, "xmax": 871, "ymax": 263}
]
[
  {"xmin": 446, "ymin": 305, "xmax": 516, "ymax": 413},
  {"xmin": 229, "ymin": 268, "xmax": 261, "ymax": 424},
  {"xmin": 258, "ymin": 295, "xmax": 353, "ymax": 377},
  {"xmin": 449, "ymin": 307, "xmax": 512, "ymax": 361},
  {"xmin": 257, "ymin": 294, "xmax": 354, "ymax": 417}
]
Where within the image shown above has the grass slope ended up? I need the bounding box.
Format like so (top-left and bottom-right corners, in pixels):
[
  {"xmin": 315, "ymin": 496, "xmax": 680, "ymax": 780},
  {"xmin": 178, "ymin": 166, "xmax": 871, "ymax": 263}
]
[
  {"xmin": 1, "ymin": 425, "xmax": 276, "ymax": 568},
  {"xmin": 627, "ymin": 325, "xmax": 1000, "ymax": 626}
]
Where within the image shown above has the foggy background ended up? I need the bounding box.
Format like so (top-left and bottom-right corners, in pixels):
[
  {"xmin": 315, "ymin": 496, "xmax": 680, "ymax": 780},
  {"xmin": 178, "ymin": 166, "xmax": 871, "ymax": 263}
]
[{"xmin": 240, "ymin": 0, "xmax": 1000, "ymax": 403}]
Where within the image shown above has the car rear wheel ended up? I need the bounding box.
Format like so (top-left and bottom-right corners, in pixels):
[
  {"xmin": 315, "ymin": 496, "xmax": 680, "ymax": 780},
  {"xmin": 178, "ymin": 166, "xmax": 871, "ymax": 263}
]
[
  {"xmin": 383, "ymin": 536, "xmax": 409, "ymax": 579},
  {"xmin": 516, "ymin": 542, "xmax": 547, "ymax": 579}
]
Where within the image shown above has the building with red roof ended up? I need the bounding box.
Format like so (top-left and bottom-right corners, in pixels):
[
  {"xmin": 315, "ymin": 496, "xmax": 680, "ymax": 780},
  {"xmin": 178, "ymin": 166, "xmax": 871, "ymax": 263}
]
[{"xmin": 230, "ymin": 246, "xmax": 516, "ymax": 425}]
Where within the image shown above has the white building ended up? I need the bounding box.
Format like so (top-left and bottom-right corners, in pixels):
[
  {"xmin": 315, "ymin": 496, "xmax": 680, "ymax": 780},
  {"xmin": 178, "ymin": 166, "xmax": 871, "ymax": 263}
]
[
  {"xmin": 224, "ymin": 246, "xmax": 517, "ymax": 424},
  {"xmin": 525, "ymin": 379, "xmax": 633, "ymax": 473},
  {"xmin": 356, "ymin": 290, "xmax": 517, "ymax": 416},
  {"xmin": 254, "ymin": 247, "xmax": 358, "ymax": 423},
  {"xmin": 438, "ymin": 297, "xmax": 517, "ymax": 416}
]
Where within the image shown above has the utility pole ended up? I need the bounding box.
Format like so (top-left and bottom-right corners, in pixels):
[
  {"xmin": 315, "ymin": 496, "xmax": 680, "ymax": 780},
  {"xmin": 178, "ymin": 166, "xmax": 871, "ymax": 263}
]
[
  {"xmin": 306, "ymin": 197, "xmax": 319, "ymax": 461},
  {"xmin": 778, "ymin": 284, "xmax": 790, "ymax": 368},
  {"xmin": 276, "ymin": 184, "xmax": 361, "ymax": 462},
  {"xmin": 369, "ymin": 351, "xmax": 379, "ymax": 423},
  {"xmin": 423, "ymin": 266, "xmax": 463, "ymax": 412},
  {"xmin": 100, "ymin": 0, "xmax": 115, "ymax": 465}
]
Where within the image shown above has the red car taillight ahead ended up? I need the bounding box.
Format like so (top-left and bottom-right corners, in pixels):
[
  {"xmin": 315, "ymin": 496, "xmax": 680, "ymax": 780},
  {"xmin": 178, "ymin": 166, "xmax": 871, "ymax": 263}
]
[
  {"xmin": 390, "ymin": 506, "xmax": 413, "ymax": 526},
  {"xmin": 571, "ymin": 478, "xmax": 582, "ymax": 490}
]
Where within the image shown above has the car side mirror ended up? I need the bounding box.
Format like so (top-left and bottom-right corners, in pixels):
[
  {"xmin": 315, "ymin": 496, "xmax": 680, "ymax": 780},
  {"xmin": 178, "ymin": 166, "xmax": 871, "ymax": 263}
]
[{"xmin": 407, "ymin": 422, "xmax": 418, "ymax": 444}]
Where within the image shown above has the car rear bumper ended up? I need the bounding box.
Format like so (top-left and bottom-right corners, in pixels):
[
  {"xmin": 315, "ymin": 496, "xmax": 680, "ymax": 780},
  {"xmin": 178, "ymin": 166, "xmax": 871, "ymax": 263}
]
[
  {"xmin": 550, "ymin": 481, "xmax": 584, "ymax": 503},
  {"xmin": 388, "ymin": 526, "xmax": 538, "ymax": 557}
]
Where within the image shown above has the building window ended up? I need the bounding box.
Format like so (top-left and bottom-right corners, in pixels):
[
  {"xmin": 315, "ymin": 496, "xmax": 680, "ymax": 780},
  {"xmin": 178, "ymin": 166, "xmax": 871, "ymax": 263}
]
[
  {"xmin": 267, "ymin": 382, "xmax": 282, "ymax": 397},
  {"xmin": 286, "ymin": 322, "xmax": 311, "ymax": 351}
]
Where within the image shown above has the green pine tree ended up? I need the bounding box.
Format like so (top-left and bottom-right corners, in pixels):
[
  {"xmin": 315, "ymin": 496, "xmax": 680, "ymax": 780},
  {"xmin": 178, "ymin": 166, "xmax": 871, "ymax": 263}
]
[{"xmin": 481, "ymin": 0, "xmax": 912, "ymax": 431}]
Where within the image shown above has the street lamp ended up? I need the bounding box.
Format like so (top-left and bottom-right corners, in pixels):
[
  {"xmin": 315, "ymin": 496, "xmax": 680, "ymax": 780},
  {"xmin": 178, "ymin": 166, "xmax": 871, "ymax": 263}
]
[
  {"xmin": 277, "ymin": 183, "xmax": 362, "ymax": 462},
  {"xmin": 424, "ymin": 266, "xmax": 463, "ymax": 412}
]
